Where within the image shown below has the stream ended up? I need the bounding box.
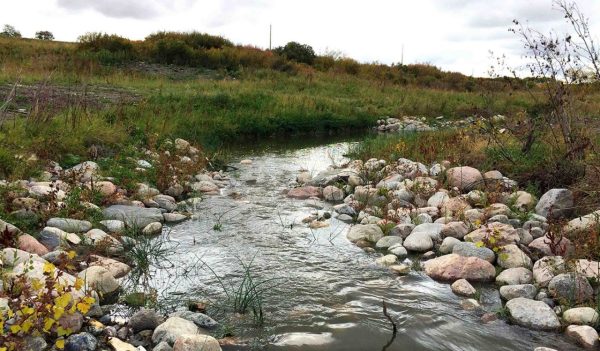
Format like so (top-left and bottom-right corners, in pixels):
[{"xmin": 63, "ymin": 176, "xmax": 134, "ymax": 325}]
[{"xmin": 151, "ymin": 137, "xmax": 582, "ymax": 351}]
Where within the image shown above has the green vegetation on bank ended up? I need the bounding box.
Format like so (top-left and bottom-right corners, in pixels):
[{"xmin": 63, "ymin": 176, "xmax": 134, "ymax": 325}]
[{"xmin": 1, "ymin": 26, "xmax": 599, "ymax": 186}]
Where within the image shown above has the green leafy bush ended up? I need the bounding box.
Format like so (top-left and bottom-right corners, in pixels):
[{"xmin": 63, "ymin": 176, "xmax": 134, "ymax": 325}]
[{"xmin": 274, "ymin": 41, "xmax": 316, "ymax": 65}]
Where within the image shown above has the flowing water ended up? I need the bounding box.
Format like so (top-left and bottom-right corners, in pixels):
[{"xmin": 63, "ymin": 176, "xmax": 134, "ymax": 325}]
[{"xmin": 153, "ymin": 137, "xmax": 582, "ymax": 351}]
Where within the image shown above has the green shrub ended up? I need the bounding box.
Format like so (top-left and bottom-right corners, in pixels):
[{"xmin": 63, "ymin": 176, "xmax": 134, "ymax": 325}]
[
  {"xmin": 274, "ymin": 41, "xmax": 316, "ymax": 65},
  {"xmin": 152, "ymin": 39, "xmax": 195, "ymax": 65}
]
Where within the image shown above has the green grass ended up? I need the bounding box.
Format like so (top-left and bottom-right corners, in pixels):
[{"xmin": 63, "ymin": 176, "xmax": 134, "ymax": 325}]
[{"xmin": 2, "ymin": 36, "xmax": 596, "ymax": 184}]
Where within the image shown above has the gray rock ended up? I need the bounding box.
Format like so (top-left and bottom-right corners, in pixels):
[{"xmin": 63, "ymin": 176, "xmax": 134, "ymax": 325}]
[
  {"xmin": 505, "ymin": 298, "xmax": 561, "ymax": 331},
  {"xmin": 390, "ymin": 223, "xmax": 415, "ymax": 238},
  {"xmin": 496, "ymin": 267, "xmax": 533, "ymax": 286},
  {"xmin": 143, "ymin": 222, "xmax": 163, "ymax": 236},
  {"xmin": 403, "ymin": 231, "xmax": 433, "ymax": 252},
  {"xmin": 533, "ymin": 256, "xmax": 566, "ymax": 287},
  {"xmin": 388, "ymin": 244, "xmax": 408, "ymax": 258},
  {"xmin": 535, "ymin": 188, "xmax": 573, "ymax": 219},
  {"xmin": 47, "ymin": 218, "xmax": 92, "ymax": 233},
  {"xmin": 375, "ymin": 236, "xmax": 403, "ymax": 249},
  {"xmin": 451, "ymin": 279, "xmax": 476, "ymax": 297},
  {"xmin": 410, "ymin": 223, "xmax": 444, "ymax": 241},
  {"xmin": 488, "ymin": 215, "xmax": 509, "ymax": 224},
  {"xmin": 499, "ymin": 284, "xmax": 537, "ymax": 300},
  {"xmin": 439, "ymin": 237, "xmax": 461, "ymax": 254},
  {"xmin": 347, "ymin": 224, "xmax": 384, "ymax": 243},
  {"xmin": 565, "ymin": 325, "xmax": 599, "ymax": 349},
  {"xmin": 152, "ymin": 317, "xmax": 200, "ymax": 345},
  {"xmin": 153, "ymin": 341, "xmax": 173, "ymax": 351},
  {"xmin": 163, "ymin": 213, "xmax": 188, "ymax": 223},
  {"xmin": 563, "ymin": 307, "xmax": 600, "ymax": 326},
  {"xmin": 65, "ymin": 332, "xmax": 97, "ymax": 351},
  {"xmin": 548, "ymin": 273, "xmax": 594, "ymax": 304},
  {"xmin": 99, "ymin": 220, "xmax": 125, "ymax": 233},
  {"xmin": 169, "ymin": 310, "xmax": 218, "ymax": 329},
  {"xmin": 323, "ymin": 185, "xmax": 344, "ymax": 202},
  {"xmin": 103, "ymin": 205, "xmax": 164, "ymax": 228},
  {"xmin": 440, "ymin": 221, "xmax": 469, "ymax": 239},
  {"xmin": 153, "ymin": 194, "xmax": 178, "ymax": 212},
  {"xmin": 479, "ymin": 288, "xmax": 503, "ymax": 312},
  {"xmin": 452, "ymin": 242, "xmax": 495, "ymax": 262},
  {"xmin": 337, "ymin": 214, "xmax": 353, "ymax": 223},
  {"xmin": 497, "ymin": 244, "xmax": 532, "ymax": 269},
  {"xmin": 333, "ymin": 203, "xmax": 356, "ymax": 217},
  {"xmin": 130, "ymin": 308, "xmax": 163, "ymax": 333}
]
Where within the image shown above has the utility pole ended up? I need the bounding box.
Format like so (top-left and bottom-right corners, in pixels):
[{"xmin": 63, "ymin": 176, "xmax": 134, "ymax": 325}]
[
  {"xmin": 269, "ymin": 24, "xmax": 272, "ymax": 50},
  {"xmin": 401, "ymin": 44, "xmax": 404, "ymax": 65}
]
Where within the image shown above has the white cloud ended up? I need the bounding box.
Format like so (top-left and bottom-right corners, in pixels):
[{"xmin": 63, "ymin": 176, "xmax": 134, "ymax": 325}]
[{"xmin": 2, "ymin": 0, "xmax": 599, "ymax": 76}]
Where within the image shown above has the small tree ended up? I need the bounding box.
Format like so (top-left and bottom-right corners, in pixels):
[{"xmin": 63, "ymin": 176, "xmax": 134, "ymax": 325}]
[
  {"xmin": 35, "ymin": 30, "xmax": 54, "ymax": 41},
  {"xmin": 0, "ymin": 24, "xmax": 21, "ymax": 38},
  {"xmin": 483, "ymin": 0, "xmax": 599, "ymax": 189},
  {"xmin": 274, "ymin": 41, "xmax": 316, "ymax": 65}
]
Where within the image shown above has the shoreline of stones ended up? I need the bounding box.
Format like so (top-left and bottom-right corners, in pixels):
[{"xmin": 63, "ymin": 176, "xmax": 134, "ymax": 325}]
[
  {"xmin": 291, "ymin": 157, "xmax": 600, "ymax": 350},
  {"xmin": 1, "ymin": 138, "xmax": 236, "ymax": 351}
]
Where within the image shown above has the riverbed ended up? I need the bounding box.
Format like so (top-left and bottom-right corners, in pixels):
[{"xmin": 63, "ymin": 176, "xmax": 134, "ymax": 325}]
[{"xmin": 152, "ymin": 139, "xmax": 582, "ymax": 351}]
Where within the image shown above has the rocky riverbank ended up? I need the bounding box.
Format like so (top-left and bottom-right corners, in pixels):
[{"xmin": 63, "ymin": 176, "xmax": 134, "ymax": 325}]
[
  {"xmin": 0, "ymin": 138, "xmax": 232, "ymax": 351},
  {"xmin": 290, "ymin": 157, "xmax": 600, "ymax": 350}
]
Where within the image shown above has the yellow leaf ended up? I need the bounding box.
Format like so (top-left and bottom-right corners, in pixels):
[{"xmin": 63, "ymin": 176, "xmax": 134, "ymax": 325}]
[
  {"xmin": 83, "ymin": 296, "xmax": 95, "ymax": 304},
  {"xmin": 55, "ymin": 339, "xmax": 65, "ymax": 349},
  {"xmin": 31, "ymin": 278, "xmax": 44, "ymax": 291},
  {"xmin": 76, "ymin": 302, "xmax": 91, "ymax": 314},
  {"xmin": 9, "ymin": 325, "xmax": 21, "ymax": 334},
  {"xmin": 55, "ymin": 292, "xmax": 72, "ymax": 309},
  {"xmin": 43, "ymin": 262, "xmax": 56, "ymax": 274},
  {"xmin": 56, "ymin": 326, "xmax": 69, "ymax": 336},
  {"xmin": 53, "ymin": 306, "xmax": 65, "ymax": 320},
  {"xmin": 67, "ymin": 250, "xmax": 76, "ymax": 259},
  {"xmin": 74, "ymin": 278, "xmax": 84, "ymax": 291},
  {"xmin": 43, "ymin": 318, "xmax": 55, "ymax": 332}
]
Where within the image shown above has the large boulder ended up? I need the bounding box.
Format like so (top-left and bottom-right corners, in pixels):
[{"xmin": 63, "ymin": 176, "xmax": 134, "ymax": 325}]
[
  {"xmin": 497, "ymin": 244, "xmax": 532, "ymax": 269},
  {"xmin": 423, "ymin": 254, "xmax": 496, "ymax": 282},
  {"xmin": 499, "ymin": 284, "xmax": 537, "ymax": 300},
  {"xmin": 375, "ymin": 236, "xmax": 403, "ymax": 249},
  {"xmin": 47, "ymin": 218, "xmax": 92, "ymax": 233},
  {"xmin": 440, "ymin": 221, "xmax": 469, "ymax": 239},
  {"xmin": 17, "ymin": 234, "xmax": 49, "ymax": 256},
  {"xmin": 535, "ymin": 189, "xmax": 573, "ymax": 219},
  {"xmin": 563, "ymin": 210, "xmax": 600, "ymax": 235},
  {"xmin": 89, "ymin": 255, "xmax": 131, "ymax": 279},
  {"xmin": 152, "ymin": 317, "xmax": 200, "ymax": 345},
  {"xmin": 445, "ymin": 166, "xmax": 483, "ymax": 192},
  {"xmin": 547, "ymin": 273, "xmax": 594, "ymax": 304},
  {"xmin": 528, "ymin": 235, "xmax": 573, "ymax": 257},
  {"xmin": 78, "ymin": 266, "xmax": 120, "ymax": 295},
  {"xmin": 505, "ymin": 298, "xmax": 561, "ymax": 331},
  {"xmin": 565, "ymin": 325, "xmax": 599, "ymax": 349},
  {"xmin": 129, "ymin": 308, "xmax": 163, "ymax": 333},
  {"xmin": 496, "ymin": 267, "xmax": 533, "ymax": 286},
  {"xmin": 347, "ymin": 224, "xmax": 384, "ymax": 243},
  {"xmin": 322, "ymin": 186, "xmax": 344, "ymax": 202},
  {"xmin": 464, "ymin": 222, "xmax": 519, "ymax": 247},
  {"xmin": 533, "ymin": 256, "xmax": 566, "ymax": 287},
  {"xmin": 563, "ymin": 307, "xmax": 600, "ymax": 326},
  {"xmin": 103, "ymin": 205, "xmax": 163, "ymax": 228},
  {"xmin": 403, "ymin": 232, "xmax": 433, "ymax": 252}
]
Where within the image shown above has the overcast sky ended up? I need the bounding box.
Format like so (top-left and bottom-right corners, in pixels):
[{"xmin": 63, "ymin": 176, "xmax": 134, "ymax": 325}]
[{"xmin": 3, "ymin": 0, "xmax": 600, "ymax": 76}]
